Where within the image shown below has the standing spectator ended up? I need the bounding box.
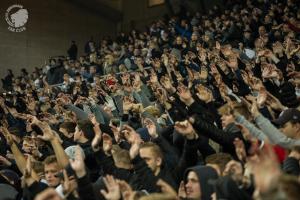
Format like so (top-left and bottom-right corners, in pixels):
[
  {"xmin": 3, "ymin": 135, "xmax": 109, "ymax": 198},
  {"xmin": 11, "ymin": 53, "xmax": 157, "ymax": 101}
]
[
  {"xmin": 1, "ymin": 69, "xmax": 14, "ymax": 91},
  {"xmin": 67, "ymin": 41, "xmax": 78, "ymax": 61}
]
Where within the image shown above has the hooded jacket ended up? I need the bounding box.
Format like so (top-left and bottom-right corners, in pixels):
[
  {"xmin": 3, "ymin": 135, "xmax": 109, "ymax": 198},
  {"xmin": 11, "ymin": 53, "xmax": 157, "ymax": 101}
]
[
  {"xmin": 184, "ymin": 166, "xmax": 219, "ymax": 200},
  {"xmin": 213, "ymin": 176, "xmax": 252, "ymax": 200}
]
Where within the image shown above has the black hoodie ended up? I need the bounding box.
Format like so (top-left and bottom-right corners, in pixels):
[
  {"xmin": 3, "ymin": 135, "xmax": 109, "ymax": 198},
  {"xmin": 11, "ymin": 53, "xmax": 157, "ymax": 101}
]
[
  {"xmin": 184, "ymin": 166, "xmax": 219, "ymax": 200},
  {"xmin": 213, "ymin": 176, "xmax": 252, "ymax": 200}
]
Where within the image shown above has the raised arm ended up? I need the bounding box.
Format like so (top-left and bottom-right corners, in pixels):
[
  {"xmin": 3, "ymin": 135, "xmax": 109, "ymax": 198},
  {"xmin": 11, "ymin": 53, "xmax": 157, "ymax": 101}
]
[
  {"xmin": 235, "ymin": 115, "xmax": 267, "ymax": 141},
  {"xmin": 250, "ymin": 102, "xmax": 300, "ymax": 149},
  {"xmin": 31, "ymin": 116, "xmax": 70, "ymax": 168},
  {"xmin": 1, "ymin": 127, "xmax": 40, "ymax": 181}
]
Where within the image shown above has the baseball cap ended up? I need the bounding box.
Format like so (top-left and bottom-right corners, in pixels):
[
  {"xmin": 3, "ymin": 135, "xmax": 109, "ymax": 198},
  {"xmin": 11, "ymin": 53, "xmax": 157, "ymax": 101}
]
[{"xmin": 273, "ymin": 108, "xmax": 300, "ymax": 126}]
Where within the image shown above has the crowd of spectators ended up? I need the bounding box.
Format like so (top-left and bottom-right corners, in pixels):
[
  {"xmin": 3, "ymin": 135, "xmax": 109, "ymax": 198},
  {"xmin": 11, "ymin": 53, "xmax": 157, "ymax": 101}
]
[{"xmin": 1, "ymin": 0, "xmax": 300, "ymax": 199}]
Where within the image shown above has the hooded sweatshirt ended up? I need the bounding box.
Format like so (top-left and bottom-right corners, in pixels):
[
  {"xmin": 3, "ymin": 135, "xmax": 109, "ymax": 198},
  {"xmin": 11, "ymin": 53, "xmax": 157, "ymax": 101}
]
[
  {"xmin": 184, "ymin": 166, "xmax": 219, "ymax": 200},
  {"xmin": 213, "ymin": 176, "xmax": 252, "ymax": 200}
]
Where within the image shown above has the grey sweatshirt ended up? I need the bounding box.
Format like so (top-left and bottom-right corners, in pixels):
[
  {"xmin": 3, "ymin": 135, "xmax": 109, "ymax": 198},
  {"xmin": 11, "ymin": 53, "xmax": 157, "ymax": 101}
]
[
  {"xmin": 236, "ymin": 114, "xmax": 300, "ymax": 149},
  {"xmin": 235, "ymin": 115, "xmax": 267, "ymax": 141}
]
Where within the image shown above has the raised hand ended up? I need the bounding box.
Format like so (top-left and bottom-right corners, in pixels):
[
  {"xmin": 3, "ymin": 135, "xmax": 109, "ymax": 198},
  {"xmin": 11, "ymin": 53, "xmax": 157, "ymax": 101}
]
[
  {"xmin": 256, "ymin": 88, "xmax": 267, "ymax": 107},
  {"xmin": 248, "ymin": 144, "xmax": 281, "ymax": 194},
  {"xmin": 27, "ymin": 101, "xmax": 37, "ymax": 111},
  {"xmin": 122, "ymin": 125, "xmax": 141, "ymax": 145},
  {"xmin": 221, "ymin": 46, "xmax": 233, "ymax": 57},
  {"xmin": 288, "ymin": 71, "xmax": 300, "ymax": 79},
  {"xmin": 89, "ymin": 113, "xmax": 99, "ymax": 126},
  {"xmin": 210, "ymin": 63, "xmax": 219, "ymax": 75},
  {"xmin": 109, "ymin": 120, "xmax": 121, "ymax": 143},
  {"xmin": 272, "ymin": 42, "xmax": 284, "ymax": 54},
  {"xmin": 122, "ymin": 96, "xmax": 133, "ymax": 114},
  {"xmin": 223, "ymin": 160, "xmax": 244, "ymax": 182},
  {"xmin": 263, "ymin": 49, "xmax": 274, "ymax": 58},
  {"xmin": 233, "ymin": 138, "xmax": 247, "ymax": 163},
  {"xmin": 174, "ymin": 120, "xmax": 198, "ymax": 140},
  {"xmin": 225, "ymin": 56, "xmax": 238, "ymax": 70},
  {"xmin": 157, "ymin": 179, "xmax": 177, "ymax": 198},
  {"xmin": 102, "ymin": 133, "xmax": 113, "ymax": 153},
  {"xmin": 132, "ymin": 79, "xmax": 141, "ymax": 92},
  {"xmin": 0, "ymin": 97, "xmax": 6, "ymax": 108},
  {"xmin": 62, "ymin": 170, "xmax": 77, "ymax": 198},
  {"xmin": 91, "ymin": 128, "xmax": 102, "ymax": 152},
  {"xmin": 196, "ymin": 84, "xmax": 213, "ymax": 103},
  {"xmin": 219, "ymin": 84, "xmax": 231, "ymax": 102},
  {"xmin": 89, "ymin": 113, "xmax": 102, "ymax": 152},
  {"xmin": 129, "ymin": 142, "xmax": 140, "ymax": 160},
  {"xmin": 26, "ymin": 114, "xmax": 39, "ymax": 125},
  {"xmin": 100, "ymin": 175, "xmax": 121, "ymax": 200},
  {"xmin": 34, "ymin": 188, "xmax": 63, "ymax": 200},
  {"xmin": 174, "ymin": 70, "xmax": 184, "ymax": 82},
  {"xmin": 122, "ymin": 125, "xmax": 142, "ymax": 159},
  {"xmin": 56, "ymin": 94, "xmax": 72, "ymax": 106},
  {"xmin": 118, "ymin": 180, "xmax": 134, "ymax": 200},
  {"xmin": 69, "ymin": 146, "xmax": 86, "ymax": 178},
  {"xmin": 265, "ymin": 91, "xmax": 285, "ymax": 111},
  {"xmin": 134, "ymin": 72, "xmax": 141, "ymax": 83},
  {"xmin": 74, "ymin": 96, "xmax": 84, "ymax": 106},
  {"xmin": 0, "ymin": 155, "xmax": 12, "ymax": 167},
  {"xmin": 0, "ymin": 127, "xmax": 14, "ymax": 146},
  {"xmin": 245, "ymin": 95, "xmax": 256, "ymax": 104},
  {"xmin": 162, "ymin": 53, "xmax": 169, "ymax": 66},
  {"xmin": 257, "ymin": 50, "xmax": 266, "ymax": 58},
  {"xmin": 178, "ymin": 181, "xmax": 187, "ymax": 199},
  {"xmin": 199, "ymin": 68, "xmax": 208, "ymax": 80},
  {"xmin": 27, "ymin": 114, "xmax": 46, "ymax": 129},
  {"xmin": 132, "ymin": 73, "xmax": 142, "ymax": 92},
  {"xmin": 22, "ymin": 156, "xmax": 35, "ymax": 187},
  {"xmin": 250, "ymin": 101, "xmax": 260, "ymax": 118},
  {"xmin": 144, "ymin": 118, "xmax": 158, "ymax": 138},
  {"xmin": 150, "ymin": 72, "xmax": 158, "ymax": 84},
  {"xmin": 235, "ymin": 123, "xmax": 252, "ymax": 141},
  {"xmin": 36, "ymin": 121, "xmax": 55, "ymax": 141},
  {"xmin": 215, "ymin": 41, "xmax": 221, "ymax": 50},
  {"xmin": 177, "ymin": 83, "xmax": 194, "ymax": 106},
  {"xmin": 160, "ymin": 76, "xmax": 174, "ymax": 92},
  {"xmin": 198, "ymin": 51, "xmax": 207, "ymax": 62},
  {"xmin": 120, "ymin": 73, "xmax": 130, "ymax": 85},
  {"xmin": 241, "ymin": 70, "xmax": 250, "ymax": 85}
]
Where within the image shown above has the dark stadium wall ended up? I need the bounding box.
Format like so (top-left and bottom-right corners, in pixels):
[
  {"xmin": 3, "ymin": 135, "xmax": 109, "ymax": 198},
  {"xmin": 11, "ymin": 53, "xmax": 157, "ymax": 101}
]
[
  {"xmin": 119, "ymin": 0, "xmax": 223, "ymax": 32},
  {"xmin": 0, "ymin": 0, "xmax": 223, "ymax": 79},
  {"xmin": 120, "ymin": 0, "xmax": 170, "ymax": 31},
  {"xmin": 0, "ymin": 0, "xmax": 117, "ymax": 78}
]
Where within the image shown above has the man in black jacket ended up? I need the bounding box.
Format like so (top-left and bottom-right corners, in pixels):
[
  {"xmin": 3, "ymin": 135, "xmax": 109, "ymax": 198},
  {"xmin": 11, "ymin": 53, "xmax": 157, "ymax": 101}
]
[
  {"xmin": 175, "ymin": 83, "xmax": 245, "ymax": 159},
  {"xmin": 138, "ymin": 142, "xmax": 177, "ymax": 190},
  {"xmin": 74, "ymin": 120, "xmax": 100, "ymax": 181}
]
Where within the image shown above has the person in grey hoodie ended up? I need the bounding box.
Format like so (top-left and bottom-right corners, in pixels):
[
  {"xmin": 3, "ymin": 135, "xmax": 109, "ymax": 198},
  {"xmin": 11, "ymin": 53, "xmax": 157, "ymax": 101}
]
[{"xmin": 236, "ymin": 107, "xmax": 300, "ymax": 149}]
